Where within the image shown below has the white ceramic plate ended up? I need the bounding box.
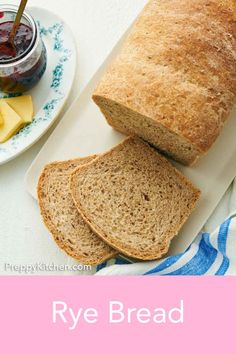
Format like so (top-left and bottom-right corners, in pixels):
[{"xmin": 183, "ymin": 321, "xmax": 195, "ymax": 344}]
[
  {"xmin": 25, "ymin": 28, "xmax": 236, "ymax": 256},
  {"xmin": 0, "ymin": 6, "xmax": 76, "ymax": 165}
]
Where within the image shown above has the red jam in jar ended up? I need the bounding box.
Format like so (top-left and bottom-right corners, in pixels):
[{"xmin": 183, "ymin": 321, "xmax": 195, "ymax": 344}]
[
  {"xmin": 0, "ymin": 6, "xmax": 47, "ymax": 94},
  {"xmin": 0, "ymin": 21, "xmax": 33, "ymax": 60}
]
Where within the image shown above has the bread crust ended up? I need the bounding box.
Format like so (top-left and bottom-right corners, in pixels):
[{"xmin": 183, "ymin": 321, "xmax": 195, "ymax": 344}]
[
  {"xmin": 94, "ymin": 0, "xmax": 236, "ymax": 163},
  {"xmin": 37, "ymin": 157, "xmax": 117, "ymax": 266},
  {"xmin": 70, "ymin": 138, "xmax": 201, "ymax": 261}
]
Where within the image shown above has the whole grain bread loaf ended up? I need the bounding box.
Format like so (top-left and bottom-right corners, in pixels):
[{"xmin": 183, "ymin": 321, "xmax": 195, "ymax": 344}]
[
  {"xmin": 37, "ymin": 157, "xmax": 117, "ymax": 266},
  {"xmin": 70, "ymin": 137, "xmax": 200, "ymax": 261},
  {"xmin": 93, "ymin": 0, "xmax": 236, "ymax": 165}
]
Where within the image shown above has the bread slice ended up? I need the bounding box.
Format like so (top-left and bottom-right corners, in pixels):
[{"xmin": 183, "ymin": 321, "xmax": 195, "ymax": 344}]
[
  {"xmin": 70, "ymin": 137, "xmax": 201, "ymax": 260},
  {"xmin": 37, "ymin": 157, "xmax": 117, "ymax": 265},
  {"xmin": 93, "ymin": 0, "xmax": 236, "ymax": 165}
]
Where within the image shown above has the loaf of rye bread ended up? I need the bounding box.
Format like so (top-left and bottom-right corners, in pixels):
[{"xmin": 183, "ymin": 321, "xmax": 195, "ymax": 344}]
[
  {"xmin": 93, "ymin": 0, "xmax": 236, "ymax": 165},
  {"xmin": 37, "ymin": 157, "xmax": 117, "ymax": 265},
  {"xmin": 70, "ymin": 137, "xmax": 200, "ymax": 260}
]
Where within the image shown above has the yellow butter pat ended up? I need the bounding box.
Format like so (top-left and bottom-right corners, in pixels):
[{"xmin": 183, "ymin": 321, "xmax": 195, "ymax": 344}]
[
  {"xmin": 0, "ymin": 101, "xmax": 24, "ymax": 143},
  {"xmin": 0, "ymin": 112, "xmax": 3, "ymax": 126},
  {"xmin": 2, "ymin": 95, "xmax": 34, "ymax": 124}
]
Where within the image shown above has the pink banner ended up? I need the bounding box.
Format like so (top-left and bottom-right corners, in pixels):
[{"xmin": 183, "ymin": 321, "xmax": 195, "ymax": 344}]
[{"xmin": 0, "ymin": 276, "xmax": 235, "ymax": 353}]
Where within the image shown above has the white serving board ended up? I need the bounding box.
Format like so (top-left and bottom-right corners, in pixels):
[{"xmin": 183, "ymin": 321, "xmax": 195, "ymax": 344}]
[{"xmin": 25, "ymin": 29, "xmax": 236, "ymax": 256}]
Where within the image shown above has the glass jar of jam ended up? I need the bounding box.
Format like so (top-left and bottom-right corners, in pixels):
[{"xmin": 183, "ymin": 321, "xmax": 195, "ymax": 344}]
[{"xmin": 0, "ymin": 5, "xmax": 47, "ymax": 93}]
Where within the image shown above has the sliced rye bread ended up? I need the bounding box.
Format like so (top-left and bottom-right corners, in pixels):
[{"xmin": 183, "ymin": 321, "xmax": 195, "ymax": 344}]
[
  {"xmin": 70, "ymin": 137, "xmax": 201, "ymax": 261},
  {"xmin": 37, "ymin": 157, "xmax": 117, "ymax": 266}
]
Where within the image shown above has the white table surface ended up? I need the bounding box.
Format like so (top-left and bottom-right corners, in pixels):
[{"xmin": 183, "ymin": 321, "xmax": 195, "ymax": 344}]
[{"xmin": 0, "ymin": 0, "xmax": 147, "ymax": 275}]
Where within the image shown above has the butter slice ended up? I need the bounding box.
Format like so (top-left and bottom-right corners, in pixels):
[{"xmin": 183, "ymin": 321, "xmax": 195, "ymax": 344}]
[
  {"xmin": 3, "ymin": 95, "xmax": 34, "ymax": 124},
  {"xmin": 0, "ymin": 101, "xmax": 23, "ymax": 143},
  {"xmin": 0, "ymin": 112, "xmax": 3, "ymax": 126}
]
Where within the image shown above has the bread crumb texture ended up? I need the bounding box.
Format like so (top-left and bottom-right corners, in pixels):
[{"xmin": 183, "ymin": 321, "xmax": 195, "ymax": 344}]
[
  {"xmin": 70, "ymin": 138, "xmax": 201, "ymax": 260},
  {"xmin": 37, "ymin": 157, "xmax": 117, "ymax": 266}
]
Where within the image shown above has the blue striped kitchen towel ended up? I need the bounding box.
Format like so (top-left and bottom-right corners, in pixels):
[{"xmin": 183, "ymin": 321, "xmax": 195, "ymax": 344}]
[{"xmin": 95, "ymin": 178, "xmax": 236, "ymax": 276}]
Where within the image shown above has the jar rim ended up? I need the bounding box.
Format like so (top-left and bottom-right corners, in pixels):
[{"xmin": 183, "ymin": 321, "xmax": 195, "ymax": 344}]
[{"xmin": 0, "ymin": 5, "xmax": 39, "ymax": 67}]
